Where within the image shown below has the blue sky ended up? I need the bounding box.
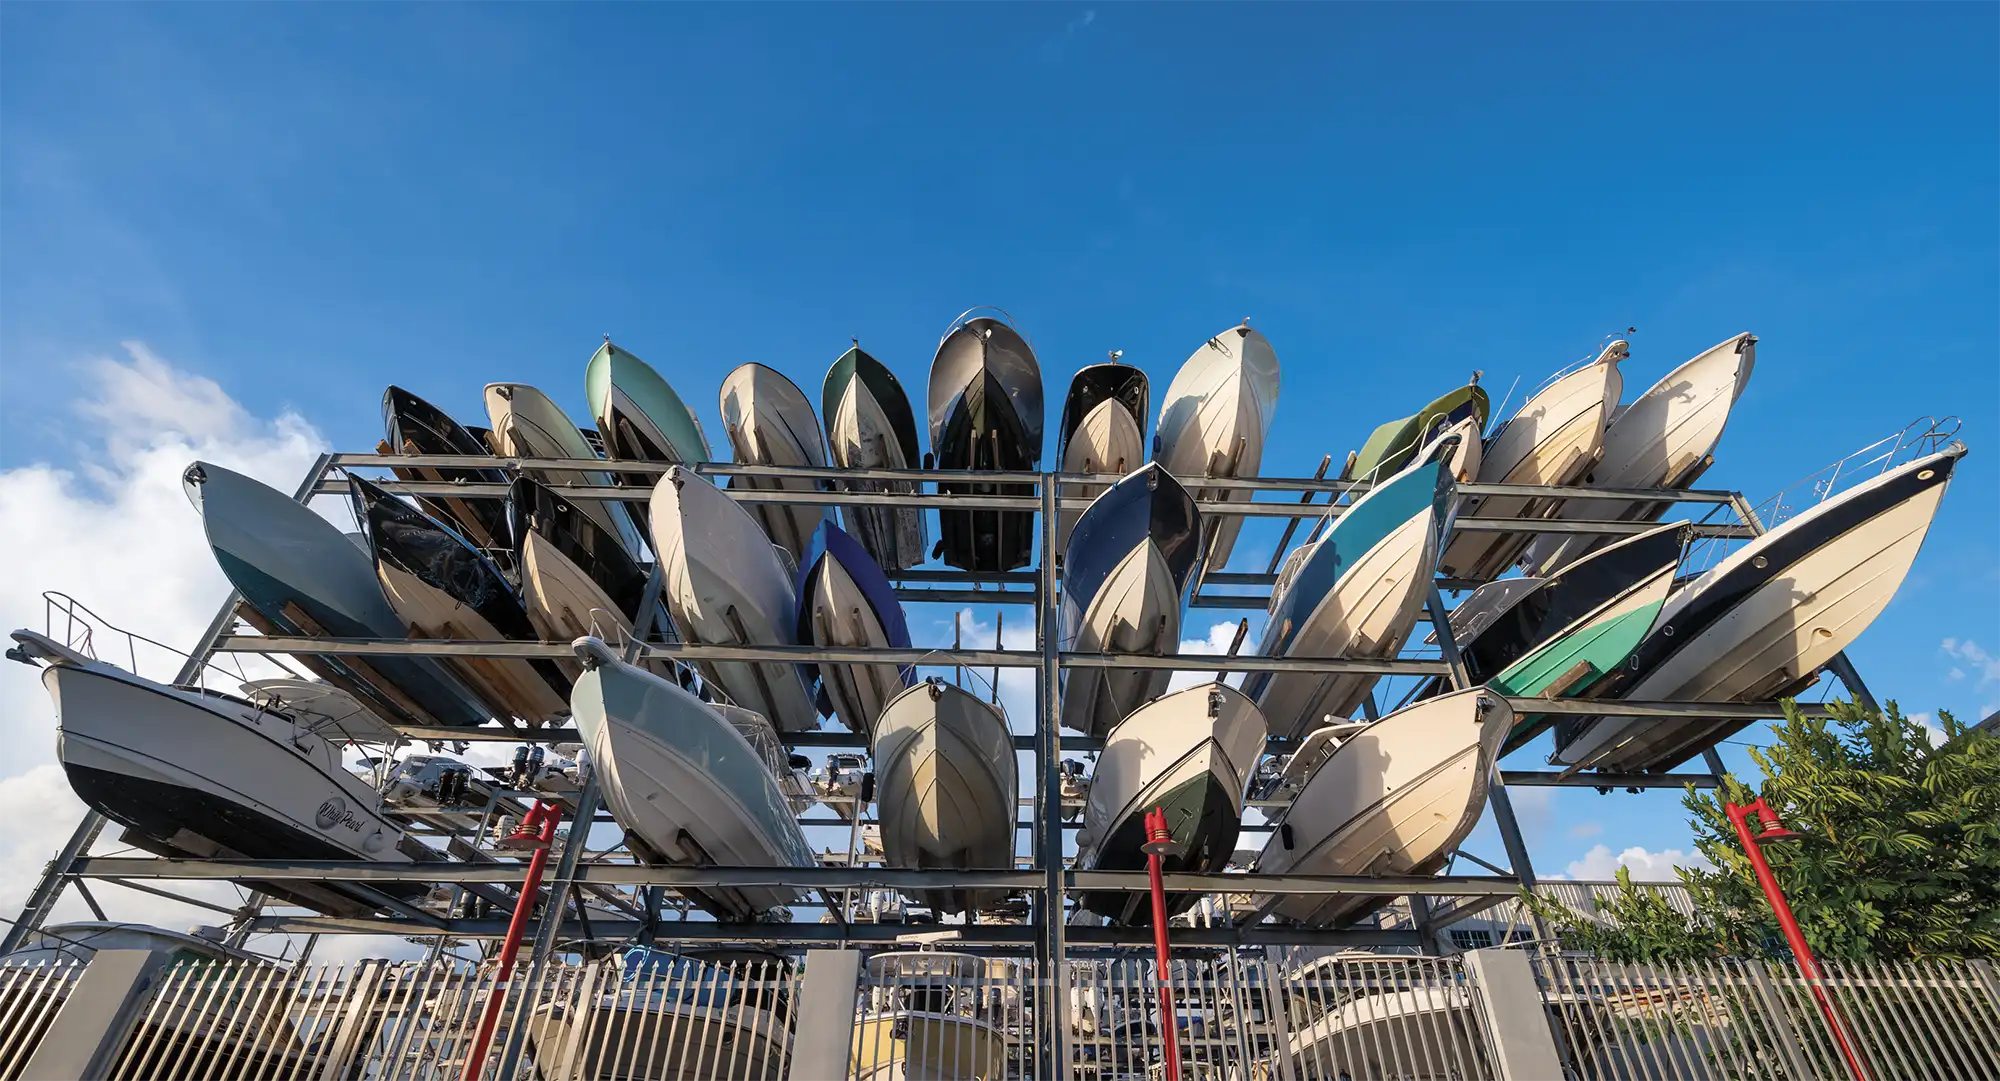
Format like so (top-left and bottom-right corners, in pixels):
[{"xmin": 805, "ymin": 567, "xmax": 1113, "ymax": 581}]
[{"xmin": 2, "ymin": 4, "xmax": 1995, "ymax": 892}]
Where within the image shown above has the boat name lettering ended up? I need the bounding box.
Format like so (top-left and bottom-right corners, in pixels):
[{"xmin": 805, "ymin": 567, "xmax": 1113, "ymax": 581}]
[{"xmin": 316, "ymin": 797, "xmax": 361, "ymax": 833}]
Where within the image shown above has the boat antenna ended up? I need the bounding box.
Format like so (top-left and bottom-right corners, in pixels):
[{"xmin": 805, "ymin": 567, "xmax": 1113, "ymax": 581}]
[
  {"xmin": 1108, "ymin": 349, "xmax": 1123, "ymax": 362},
  {"xmin": 991, "ymin": 611, "xmax": 1003, "ymax": 704},
  {"xmin": 952, "ymin": 610, "xmax": 963, "ymax": 688},
  {"xmin": 1216, "ymin": 618, "xmax": 1250, "ymax": 684}
]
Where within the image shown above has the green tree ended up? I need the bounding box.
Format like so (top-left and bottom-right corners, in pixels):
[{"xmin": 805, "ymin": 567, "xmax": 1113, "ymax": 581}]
[{"xmin": 1532, "ymin": 699, "xmax": 2000, "ymax": 962}]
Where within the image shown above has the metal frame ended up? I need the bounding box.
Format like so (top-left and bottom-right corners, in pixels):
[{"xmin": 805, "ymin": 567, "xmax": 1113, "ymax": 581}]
[{"xmin": 7, "ymin": 450, "xmax": 1881, "ymax": 968}]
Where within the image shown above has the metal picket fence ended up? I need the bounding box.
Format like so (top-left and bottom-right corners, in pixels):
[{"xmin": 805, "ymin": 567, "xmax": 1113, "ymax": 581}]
[
  {"xmin": 3, "ymin": 949, "xmax": 1998, "ymax": 1080},
  {"xmin": 0, "ymin": 959, "xmax": 84, "ymax": 1080},
  {"xmin": 1538, "ymin": 955, "xmax": 2000, "ymax": 1081}
]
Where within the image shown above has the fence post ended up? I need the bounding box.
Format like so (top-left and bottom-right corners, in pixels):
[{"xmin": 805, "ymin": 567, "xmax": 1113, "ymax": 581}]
[
  {"xmin": 1969, "ymin": 959, "xmax": 2000, "ymax": 1016},
  {"xmin": 1462, "ymin": 948, "xmax": 1562, "ymax": 1080},
  {"xmin": 316, "ymin": 959, "xmax": 388, "ymax": 1081},
  {"xmin": 1258, "ymin": 958, "xmax": 1298, "ymax": 1081},
  {"xmin": 1743, "ymin": 961, "xmax": 1820, "ymax": 1080},
  {"xmin": 789, "ymin": 949, "xmax": 860, "ymax": 1081},
  {"xmin": 21, "ymin": 948, "xmax": 167, "ymax": 1081}
]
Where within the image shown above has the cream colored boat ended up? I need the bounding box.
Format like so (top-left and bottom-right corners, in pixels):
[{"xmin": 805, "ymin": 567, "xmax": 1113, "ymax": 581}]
[
  {"xmin": 1439, "ymin": 342, "xmax": 1624, "ymax": 581},
  {"xmin": 1520, "ymin": 332, "xmax": 1756, "ymax": 575},
  {"xmin": 1152, "ymin": 322, "xmax": 1280, "ymax": 573},
  {"xmin": 720, "ymin": 362, "xmax": 834, "ymax": 563},
  {"xmin": 872, "ymin": 680, "xmax": 1018, "ymax": 914},
  {"xmin": 1256, "ymin": 687, "xmax": 1512, "ymax": 927}
]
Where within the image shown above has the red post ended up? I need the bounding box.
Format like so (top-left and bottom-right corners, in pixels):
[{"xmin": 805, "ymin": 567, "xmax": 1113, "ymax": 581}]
[
  {"xmin": 1144, "ymin": 806, "xmax": 1181, "ymax": 1081},
  {"xmin": 461, "ymin": 801, "xmax": 561, "ymax": 1081},
  {"xmin": 1726, "ymin": 798, "xmax": 1872, "ymax": 1081}
]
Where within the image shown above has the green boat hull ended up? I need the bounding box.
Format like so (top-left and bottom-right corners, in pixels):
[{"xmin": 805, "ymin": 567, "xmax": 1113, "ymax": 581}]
[
  {"xmin": 585, "ymin": 342, "xmax": 711, "ymax": 466},
  {"xmin": 1493, "ymin": 596, "xmax": 1666, "ymax": 755},
  {"xmin": 1347, "ymin": 384, "xmax": 1489, "ymax": 481},
  {"xmin": 1077, "ymin": 772, "xmax": 1241, "ymax": 926}
]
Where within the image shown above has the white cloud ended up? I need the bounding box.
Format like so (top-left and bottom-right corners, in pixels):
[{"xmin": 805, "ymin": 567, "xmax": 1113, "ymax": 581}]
[
  {"xmin": 1940, "ymin": 638, "xmax": 2000, "ymax": 687},
  {"xmin": 1165, "ymin": 618, "xmax": 1254, "ymax": 692},
  {"xmin": 0, "ymin": 343, "xmax": 330, "ymax": 927},
  {"xmin": 1568, "ymin": 821, "xmax": 1604, "ymax": 839},
  {"xmin": 1907, "ymin": 712, "xmax": 1949, "ymax": 748},
  {"xmin": 1563, "ymin": 844, "xmax": 1714, "ymax": 882}
]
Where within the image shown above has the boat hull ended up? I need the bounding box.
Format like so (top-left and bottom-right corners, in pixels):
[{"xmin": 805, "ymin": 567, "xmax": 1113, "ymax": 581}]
[
  {"xmin": 1076, "ymin": 683, "xmax": 1267, "ymax": 924},
  {"xmin": 1154, "ymin": 325, "xmax": 1280, "ymax": 573},
  {"xmin": 1521, "ymin": 333, "xmax": 1755, "ymax": 575},
  {"xmin": 485, "ymin": 382, "xmax": 646, "ymax": 559},
  {"xmin": 1439, "ymin": 348, "xmax": 1623, "ymax": 581},
  {"xmin": 586, "ymin": 342, "xmax": 712, "ymax": 478},
  {"xmin": 1556, "ymin": 446, "xmax": 1961, "ymax": 773},
  {"xmin": 44, "ymin": 660, "xmax": 413, "ymax": 917},
  {"xmin": 574, "ymin": 646, "xmax": 815, "ymax": 917},
  {"xmin": 1056, "ymin": 363, "xmax": 1150, "ymax": 550},
  {"xmin": 797, "ymin": 524, "xmax": 912, "ymax": 740},
  {"xmin": 382, "ymin": 385, "xmax": 512, "ymax": 553},
  {"xmin": 929, "ymin": 319, "xmax": 1044, "ymax": 572},
  {"xmin": 721, "ymin": 362, "xmax": 834, "ymax": 562},
  {"xmin": 1346, "ymin": 383, "xmax": 1489, "ymax": 483},
  {"xmin": 1058, "ymin": 464, "xmax": 1201, "ymax": 737},
  {"xmin": 186, "ymin": 460, "xmax": 490, "ymax": 728},
  {"xmin": 1251, "ymin": 499, "xmax": 1438, "ymax": 739},
  {"xmin": 650, "ymin": 468, "xmax": 817, "ymax": 732},
  {"xmin": 824, "ymin": 346, "xmax": 927, "ymax": 571},
  {"xmin": 872, "ymin": 682, "xmax": 1018, "ymax": 915},
  {"xmin": 1258, "ymin": 688, "xmax": 1510, "ymax": 927},
  {"xmin": 1060, "ymin": 543, "xmax": 1181, "ymax": 737},
  {"xmin": 1490, "ymin": 556, "xmax": 1676, "ymax": 754},
  {"xmin": 354, "ymin": 475, "xmax": 572, "ymax": 724}
]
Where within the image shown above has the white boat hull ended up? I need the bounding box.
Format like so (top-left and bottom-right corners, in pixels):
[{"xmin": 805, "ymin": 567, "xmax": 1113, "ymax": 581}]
[
  {"xmin": 1520, "ymin": 333, "xmax": 1754, "ymax": 575},
  {"xmin": 376, "ymin": 563, "xmax": 570, "ymax": 725},
  {"xmin": 721, "ymin": 363, "xmax": 834, "ymax": 563},
  {"xmin": 801, "ymin": 552, "xmax": 907, "ymax": 740},
  {"xmin": 827, "ymin": 377, "xmax": 927, "ymax": 571},
  {"xmin": 575, "ymin": 645, "xmax": 815, "ymax": 917},
  {"xmin": 1258, "ymin": 688, "xmax": 1511, "ymax": 926},
  {"xmin": 649, "ymin": 468, "xmax": 817, "ymax": 732},
  {"xmin": 872, "ymin": 682, "xmax": 1018, "ymax": 914},
  {"xmin": 1441, "ymin": 349, "xmax": 1623, "ymax": 580},
  {"xmin": 1253, "ymin": 501, "xmax": 1439, "ymax": 739},
  {"xmin": 485, "ymin": 382, "xmax": 644, "ymax": 559},
  {"xmin": 46, "ymin": 662, "xmax": 405, "ymax": 862},
  {"xmin": 1057, "ymin": 398, "xmax": 1146, "ymax": 550},
  {"xmin": 1556, "ymin": 450, "xmax": 1956, "ymax": 772},
  {"xmin": 1155, "ymin": 325, "xmax": 1280, "ymax": 573},
  {"xmin": 1060, "ymin": 542, "xmax": 1181, "ymax": 738}
]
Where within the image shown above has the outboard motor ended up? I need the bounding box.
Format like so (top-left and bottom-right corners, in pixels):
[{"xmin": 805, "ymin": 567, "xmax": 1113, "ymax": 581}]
[
  {"xmin": 510, "ymin": 746, "xmax": 531, "ymax": 788},
  {"xmin": 527, "ymin": 745, "xmax": 546, "ymax": 784}
]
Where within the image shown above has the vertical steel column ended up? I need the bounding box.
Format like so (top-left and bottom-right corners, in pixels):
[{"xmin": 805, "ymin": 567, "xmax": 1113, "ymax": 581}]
[
  {"xmin": 1036, "ymin": 472, "xmax": 1071, "ymax": 1076},
  {"xmin": 1425, "ymin": 523, "xmax": 1542, "ymax": 921},
  {"xmin": 1, "ymin": 452, "xmax": 334, "ymax": 954}
]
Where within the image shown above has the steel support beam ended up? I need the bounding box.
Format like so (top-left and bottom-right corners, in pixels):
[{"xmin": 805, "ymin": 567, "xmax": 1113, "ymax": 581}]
[{"xmin": 1035, "ymin": 472, "xmax": 1069, "ymax": 1074}]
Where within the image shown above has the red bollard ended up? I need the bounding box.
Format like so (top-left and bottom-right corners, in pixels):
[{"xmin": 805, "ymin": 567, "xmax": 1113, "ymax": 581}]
[
  {"xmin": 1726, "ymin": 798, "xmax": 1872, "ymax": 1081},
  {"xmin": 1143, "ymin": 806, "xmax": 1181, "ymax": 1081},
  {"xmin": 461, "ymin": 801, "xmax": 561, "ymax": 1081}
]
